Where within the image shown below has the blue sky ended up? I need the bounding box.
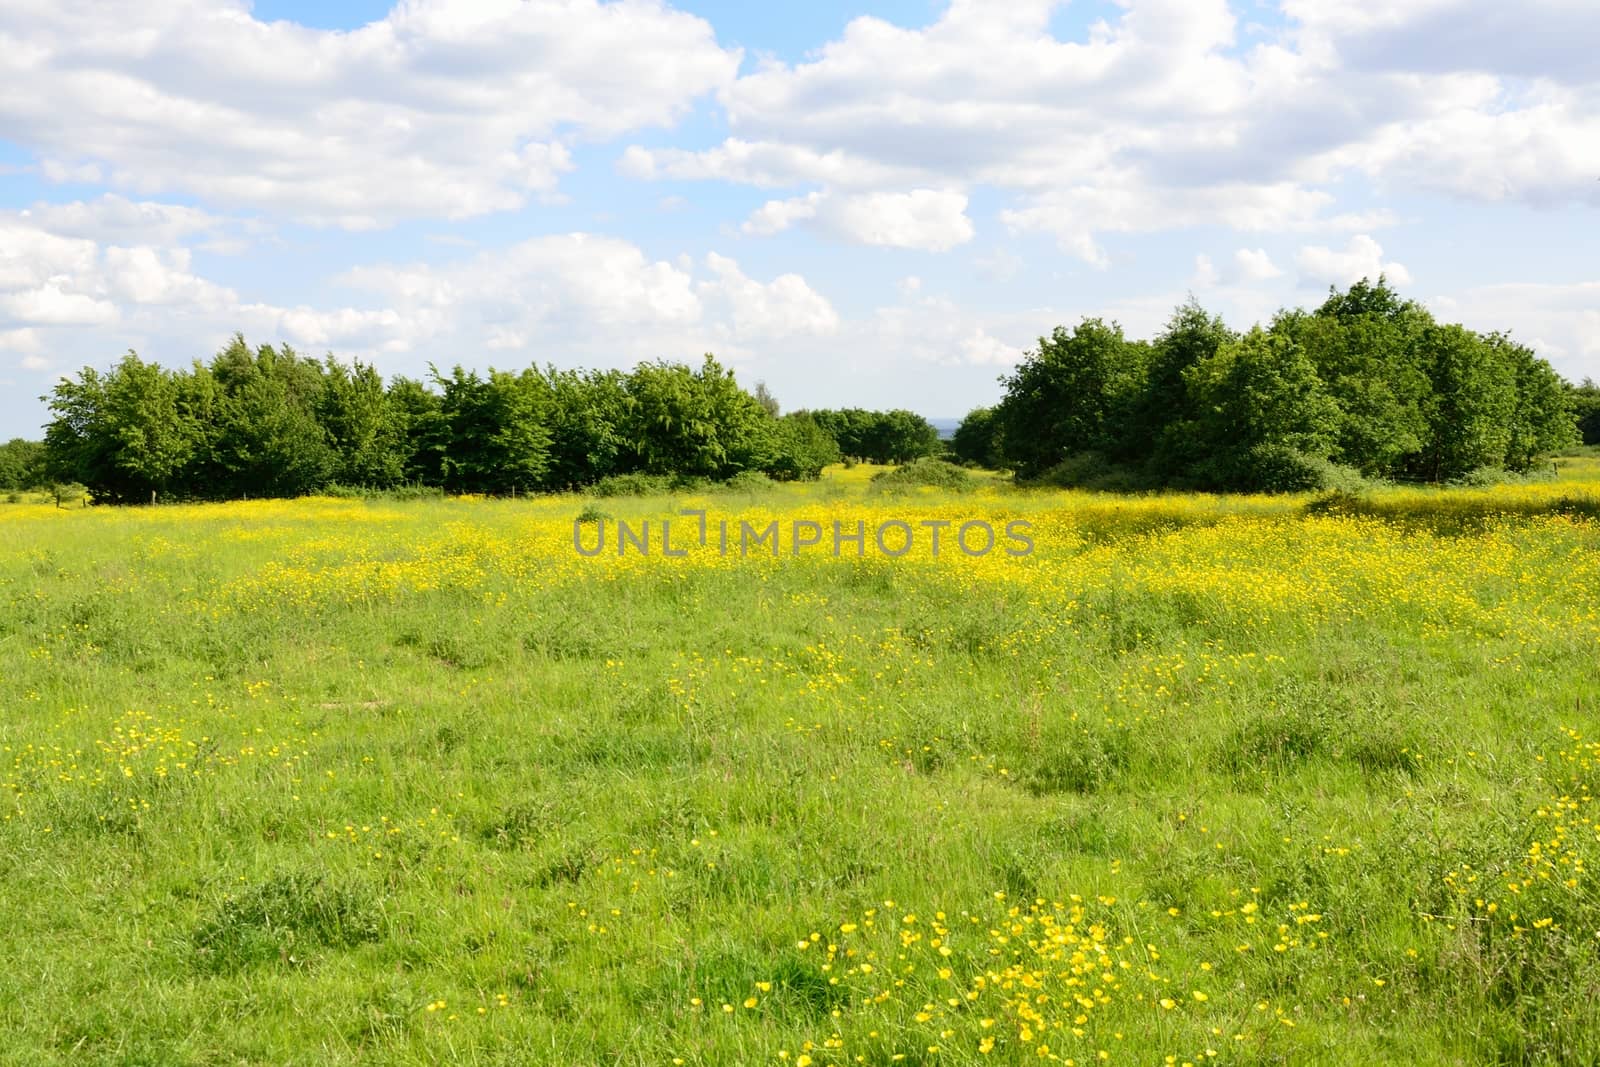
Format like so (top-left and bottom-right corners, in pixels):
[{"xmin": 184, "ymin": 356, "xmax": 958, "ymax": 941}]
[{"xmin": 0, "ymin": 0, "xmax": 1596, "ymax": 436}]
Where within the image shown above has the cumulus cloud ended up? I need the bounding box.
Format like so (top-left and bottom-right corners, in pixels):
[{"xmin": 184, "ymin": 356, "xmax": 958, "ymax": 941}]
[
  {"xmin": 0, "ymin": 0, "xmax": 739, "ymax": 227},
  {"xmin": 0, "ymin": 208, "xmax": 843, "ymax": 386},
  {"xmin": 619, "ymin": 0, "xmax": 1600, "ymax": 260},
  {"xmin": 1295, "ymin": 235, "xmax": 1412, "ymax": 288},
  {"xmin": 743, "ymin": 189, "xmax": 974, "ymax": 251},
  {"xmin": 700, "ymin": 253, "xmax": 840, "ymax": 338},
  {"xmin": 13, "ymin": 195, "xmax": 245, "ymax": 250},
  {"xmin": 1234, "ymin": 248, "xmax": 1283, "ymax": 282}
]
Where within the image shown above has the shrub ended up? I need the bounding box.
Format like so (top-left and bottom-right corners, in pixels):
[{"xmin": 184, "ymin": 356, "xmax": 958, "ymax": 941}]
[
  {"xmin": 719, "ymin": 470, "xmax": 775, "ymax": 493},
  {"xmin": 1028, "ymin": 451, "xmax": 1156, "ymax": 492},
  {"xmin": 590, "ymin": 473, "xmax": 673, "ymax": 498},
  {"xmin": 868, "ymin": 457, "xmax": 972, "ymax": 494}
]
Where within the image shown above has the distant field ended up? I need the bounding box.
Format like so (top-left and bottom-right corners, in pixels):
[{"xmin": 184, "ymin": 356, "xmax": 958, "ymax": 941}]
[{"xmin": 3, "ymin": 461, "xmax": 1600, "ymax": 1065}]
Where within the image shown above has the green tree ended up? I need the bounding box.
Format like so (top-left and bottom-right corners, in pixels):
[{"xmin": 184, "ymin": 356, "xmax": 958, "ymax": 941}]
[
  {"xmin": 207, "ymin": 338, "xmax": 336, "ymax": 497},
  {"xmin": 1183, "ymin": 327, "xmax": 1341, "ymax": 490},
  {"xmin": 41, "ymin": 366, "xmax": 112, "ymax": 492},
  {"xmin": 539, "ymin": 367, "xmax": 629, "ymax": 488},
  {"xmin": 0, "ymin": 439, "xmax": 44, "ymax": 490},
  {"xmin": 102, "ymin": 351, "xmax": 195, "ymax": 502},
  {"xmin": 621, "ymin": 355, "xmax": 771, "ymax": 478},
  {"xmin": 318, "ymin": 357, "xmax": 408, "ymax": 487},
  {"xmin": 950, "ymin": 406, "xmax": 1003, "ymax": 468},
  {"xmin": 1138, "ymin": 300, "xmax": 1234, "ymax": 477},
  {"xmin": 760, "ymin": 412, "xmax": 841, "ymax": 480},
  {"xmin": 1573, "ymin": 379, "xmax": 1600, "ymax": 446},
  {"xmin": 433, "ymin": 366, "xmax": 553, "ymax": 494},
  {"xmin": 1493, "ymin": 334, "xmax": 1577, "ymax": 470},
  {"xmin": 388, "ymin": 376, "xmax": 447, "ymax": 486},
  {"xmin": 994, "ymin": 318, "xmax": 1138, "ymax": 478},
  {"xmin": 1280, "ymin": 278, "xmax": 1434, "ymax": 477},
  {"xmin": 1416, "ymin": 324, "xmax": 1517, "ymax": 481}
]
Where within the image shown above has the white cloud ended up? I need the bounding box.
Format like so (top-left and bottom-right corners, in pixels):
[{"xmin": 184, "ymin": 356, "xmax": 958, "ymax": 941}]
[
  {"xmin": 699, "ymin": 254, "xmax": 839, "ymax": 341},
  {"xmin": 1234, "ymin": 248, "xmax": 1283, "ymax": 282},
  {"xmin": 0, "ymin": 328, "xmax": 41, "ymax": 353},
  {"xmin": 1295, "ymin": 235, "xmax": 1412, "ymax": 288},
  {"xmin": 16, "ymin": 195, "xmax": 235, "ymax": 248},
  {"xmin": 619, "ymin": 0, "xmax": 1600, "ymax": 258},
  {"xmin": 0, "ymin": 0, "xmax": 739, "ymax": 227},
  {"xmin": 823, "ymin": 190, "xmax": 974, "ymax": 252},
  {"xmin": 0, "ymin": 283, "xmax": 119, "ymax": 326},
  {"xmin": 103, "ymin": 246, "xmax": 237, "ymax": 308},
  {"xmin": 742, "ymin": 192, "xmax": 824, "ymax": 237},
  {"xmin": 743, "ymin": 188, "xmax": 974, "ymax": 251},
  {"xmin": 1195, "ymin": 247, "xmax": 1285, "ymax": 288}
]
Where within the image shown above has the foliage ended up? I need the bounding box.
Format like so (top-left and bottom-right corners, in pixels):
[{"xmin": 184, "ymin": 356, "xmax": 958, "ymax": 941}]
[
  {"xmin": 949, "ymin": 405, "xmax": 1003, "ymax": 468},
  {"xmin": 994, "ymin": 318, "xmax": 1143, "ymax": 479},
  {"xmin": 38, "ymin": 345, "xmax": 857, "ymax": 500},
  {"xmin": 990, "ymin": 277, "xmax": 1577, "ymax": 491},
  {"xmin": 34, "ymin": 278, "xmax": 1578, "ymax": 502},
  {"xmin": 867, "ymin": 456, "xmax": 972, "ymax": 493},
  {"xmin": 1573, "ymin": 379, "xmax": 1600, "ymax": 445},
  {"xmin": 801, "ymin": 408, "xmax": 941, "ymax": 464},
  {"xmin": 0, "ymin": 437, "xmax": 45, "ymax": 490}
]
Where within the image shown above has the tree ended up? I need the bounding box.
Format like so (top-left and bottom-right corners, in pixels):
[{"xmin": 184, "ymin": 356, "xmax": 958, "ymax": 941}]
[
  {"xmin": 319, "ymin": 357, "xmax": 408, "ymax": 487},
  {"xmin": 206, "ymin": 338, "xmax": 336, "ymax": 497},
  {"xmin": 102, "ymin": 351, "xmax": 194, "ymax": 502},
  {"xmin": 433, "ymin": 366, "xmax": 553, "ymax": 494},
  {"xmin": 538, "ymin": 367, "xmax": 628, "ymax": 489},
  {"xmin": 42, "ymin": 366, "xmax": 113, "ymax": 492},
  {"xmin": 1182, "ymin": 327, "xmax": 1341, "ymax": 490},
  {"xmin": 760, "ymin": 412, "xmax": 841, "ymax": 480},
  {"xmin": 0, "ymin": 439, "xmax": 44, "ymax": 490},
  {"xmin": 950, "ymin": 406, "xmax": 1003, "ymax": 468},
  {"xmin": 1138, "ymin": 300, "xmax": 1234, "ymax": 477},
  {"xmin": 388, "ymin": 376, "xmax": 447, "ymax": 486},
  {"xmin": 1416, "ymin": 324, "xmax": 1517, "ymax": 481},
  {"xmin": 620, "ymin": 355, "xmax": 772, "ymax": 479},
  {"xmin": 994, "ymin": 318, "xmax": 1139, "ymax": 478},
  {"xmin": 41, "ymin": 354, "xmax": 196, "ymax": 503},
  {"xmin": 1281, "ymin": 277, "xmax": 1434, "ymax": 477},
  {"xmin": 1573, "ymin": 379, "xmax": 1600, "ymax": 446},
  {"xmin": 1493, "ymin": 334, "xmax": 1577, "ymax": 470}
]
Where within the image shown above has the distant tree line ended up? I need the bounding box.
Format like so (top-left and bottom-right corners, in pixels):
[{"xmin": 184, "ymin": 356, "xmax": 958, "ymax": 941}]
[
  {"xmin": 11, "ymin": 277, "xmax": 1594, "ymax": 502},
  {"xmin": 800, "ymin": 408, "xmax": 944, "ymax": 464},
  {"xmin": 33, "ymin": 337, "xmax": 893, "ymax": 503},
  {"xmin": 951, "ymin": 278, "xmax": 1587, "ymax": 490}
]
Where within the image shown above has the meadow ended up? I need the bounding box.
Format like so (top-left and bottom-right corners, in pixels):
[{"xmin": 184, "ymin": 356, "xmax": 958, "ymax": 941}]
[{"xmin": 3, "ymin": 460, "xmax": 1600, "ymax": 1065}]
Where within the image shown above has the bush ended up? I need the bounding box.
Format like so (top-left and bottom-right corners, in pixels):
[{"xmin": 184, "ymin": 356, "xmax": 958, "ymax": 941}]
[
  {"xmin": 1028, "ymin": 451, "xmax": 1155, "ymax": 492},
  {"xmin": 868, "ymin": 458, "xmax": 972, "ymax": 494},
  {"xmin": 1191, "ymin": 445, "xmax": 1373, "ymax": 494},
  {"xmin": 590, "ymin": 473, "xmax": 673, "ymax": 498},
  {"xmin": 719, "ymin": 470, "xmax": 775, "ymax": 493},
  {"xmin": 1448, "ymin": 465, "xmax": 1558, "ymax": 488},
  {"xmin": 319, "ymin": 483, "xmax": 447, "ymax": 501}
]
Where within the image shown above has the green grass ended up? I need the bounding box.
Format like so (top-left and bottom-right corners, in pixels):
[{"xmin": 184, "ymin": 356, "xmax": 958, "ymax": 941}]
[{"xmin": 2, "ymin": 466, "xmax": 1600, "ymax": 1064}]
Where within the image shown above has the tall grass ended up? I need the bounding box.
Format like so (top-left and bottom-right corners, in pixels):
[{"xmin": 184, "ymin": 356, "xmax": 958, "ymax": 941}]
[{"xmin": 2, "ymin": 462, "xmax": 1599, "ymax": 1063}]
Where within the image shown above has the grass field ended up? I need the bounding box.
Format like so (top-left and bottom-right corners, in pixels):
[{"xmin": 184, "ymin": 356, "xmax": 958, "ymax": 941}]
[{"xmin": 3, "ymin": 460, "xmax": 1600, "ymax": 1065}]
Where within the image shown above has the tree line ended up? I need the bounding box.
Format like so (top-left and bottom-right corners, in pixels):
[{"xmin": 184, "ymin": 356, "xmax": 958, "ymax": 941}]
[
  {"xmin": 25, "ymin": 335, "xmax": 945, "ymax": 502},
  {"xmin": 8, "ymin": 277, "xmax": 1596, "ymax": 502},
  {"xmin": 951, "ymin": 278, "xmax": 1593, "ymax": 490}
]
